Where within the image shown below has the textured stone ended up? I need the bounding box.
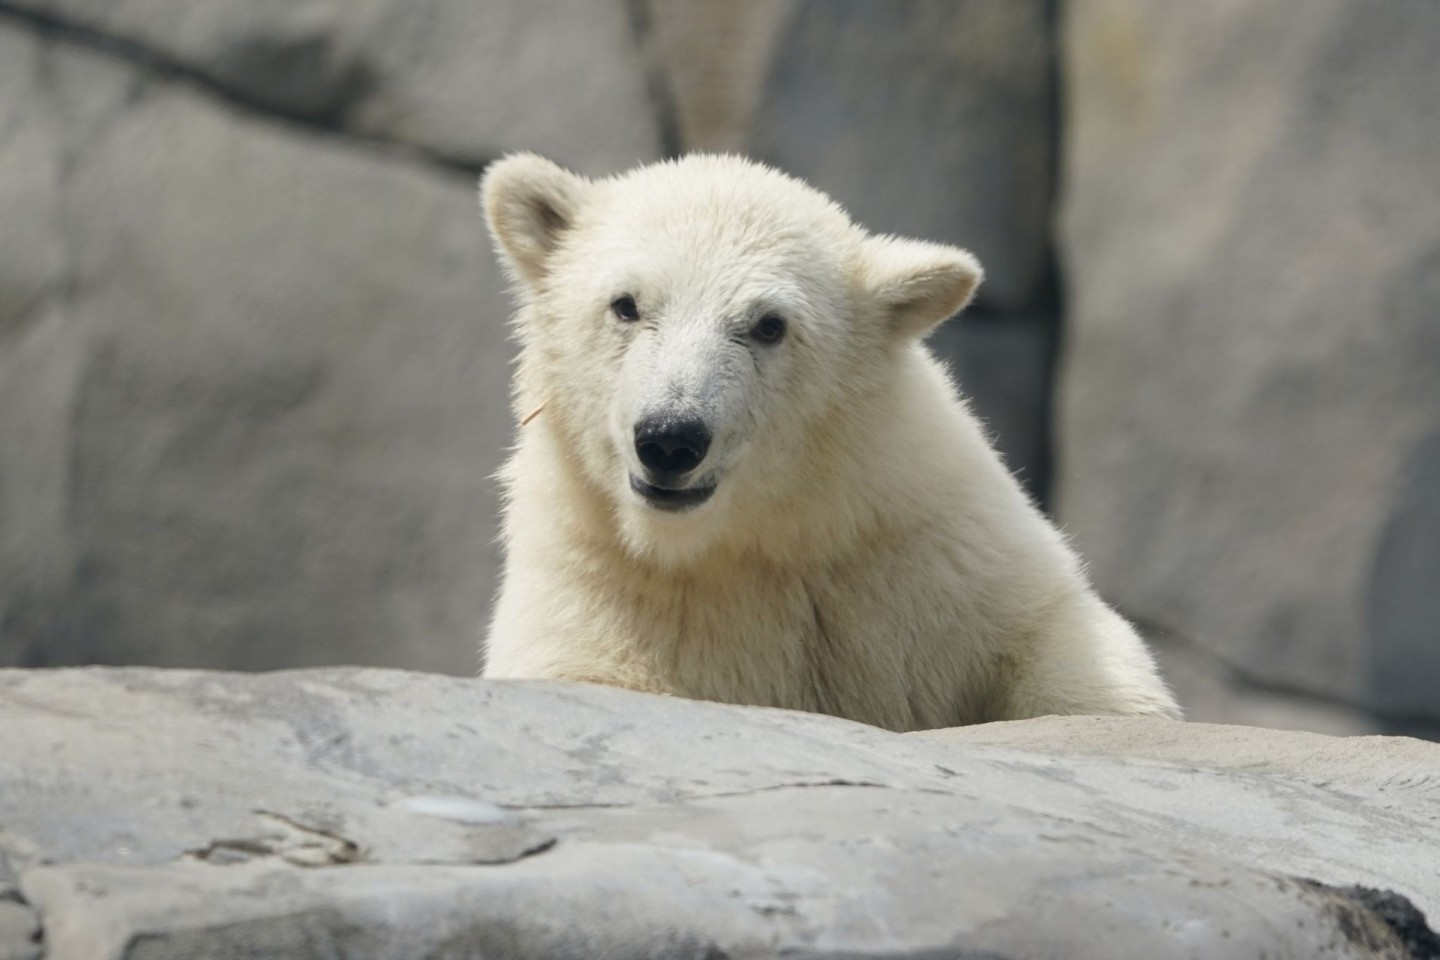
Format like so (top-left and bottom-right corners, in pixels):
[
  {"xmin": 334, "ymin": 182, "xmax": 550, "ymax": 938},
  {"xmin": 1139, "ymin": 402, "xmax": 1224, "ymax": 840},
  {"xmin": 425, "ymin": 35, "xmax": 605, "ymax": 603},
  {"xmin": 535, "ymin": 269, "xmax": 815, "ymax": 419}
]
[
  {"xmin": 929, "ymin": 314, "xmax": 1056, "ymax": 503},
  {"xmin": 1146, "ymin": 629, "xmax": 1383, "ymax": 737},
  {"xmin": 0, "ymin": 28, "xmax": 84, "ymax": 670},
  {"xmin": 0, "ymin": 902, "xmax": 40, "ymax": 960},
  {"xmin": 749, "ymin": 0, "xmax": 1057, "ymax": 312},
  {"xmin": 3, "ymin": 667, "xmax": 1438, "ymax": 958},
  {"xmin": 639, "ymin": 0, "xmax": 797, "ymax": 153},
  {"xmin": 8, "ymin": 0, "xmax": 661, "ymax": 173},
  {"xmin": 0, "ymin": 32, "xmax": 510, "ymax": 673},
  {"xmin": 1057, "ymin": 0, "xmax": 1440, "ymax": 722}
]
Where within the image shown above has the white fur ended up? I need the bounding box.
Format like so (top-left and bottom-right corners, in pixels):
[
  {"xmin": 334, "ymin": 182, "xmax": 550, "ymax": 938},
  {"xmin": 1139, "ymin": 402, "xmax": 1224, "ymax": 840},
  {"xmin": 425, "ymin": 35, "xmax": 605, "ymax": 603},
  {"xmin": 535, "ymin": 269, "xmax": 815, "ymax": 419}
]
[{"xmin": 479, "ymin": 153, "xmax": 1180, "ymax": 731}]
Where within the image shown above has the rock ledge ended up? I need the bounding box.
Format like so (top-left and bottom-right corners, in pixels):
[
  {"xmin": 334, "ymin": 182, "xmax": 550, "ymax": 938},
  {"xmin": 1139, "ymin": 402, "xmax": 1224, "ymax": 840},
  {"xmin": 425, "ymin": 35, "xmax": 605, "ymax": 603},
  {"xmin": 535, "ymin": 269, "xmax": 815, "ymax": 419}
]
[{"xmin": 2, "ymin": 667, "xmax": 1437, "ymax": 959}]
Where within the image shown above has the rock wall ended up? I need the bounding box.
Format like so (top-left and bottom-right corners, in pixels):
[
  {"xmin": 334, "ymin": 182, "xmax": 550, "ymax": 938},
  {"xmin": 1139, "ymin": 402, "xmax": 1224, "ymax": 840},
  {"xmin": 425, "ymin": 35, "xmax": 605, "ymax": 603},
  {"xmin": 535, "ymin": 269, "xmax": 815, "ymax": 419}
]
[
  {"xmin": 1057, "ymin": 0, "xmax": 1440, "ymax": 731},
  {"xmin": 2, "ymin": 1, "xmax": 1435, "ymax": 733},
  {"xmin": 0, "ymin": 1, "xmax": 1059, "ymax": 673}
]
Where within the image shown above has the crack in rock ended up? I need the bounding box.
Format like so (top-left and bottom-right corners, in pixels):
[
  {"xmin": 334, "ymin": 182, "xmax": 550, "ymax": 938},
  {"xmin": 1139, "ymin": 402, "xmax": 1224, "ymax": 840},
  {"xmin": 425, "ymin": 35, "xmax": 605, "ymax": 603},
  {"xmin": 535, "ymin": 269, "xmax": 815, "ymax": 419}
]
[
  {"xmin": 1299, "ymin": 880, "xmax": 1440, "ymax": 960},
  {"xmin": 509, "ymin": 777, "xmax": 896, "ymax": 811},
  {"xmin": 0, "ymin": 901, "xmax": 42, "ymax": 960},
  {"xmin": 0, "ymin": 0, "xmax": 490, "ymax": 179},
  {"xmin": 185, "ymin": 811, "xmax": 362, "ymax": 868},
  {"xmin": 0, "ymin": 851, "xmax": 42, "ymax": 960}
]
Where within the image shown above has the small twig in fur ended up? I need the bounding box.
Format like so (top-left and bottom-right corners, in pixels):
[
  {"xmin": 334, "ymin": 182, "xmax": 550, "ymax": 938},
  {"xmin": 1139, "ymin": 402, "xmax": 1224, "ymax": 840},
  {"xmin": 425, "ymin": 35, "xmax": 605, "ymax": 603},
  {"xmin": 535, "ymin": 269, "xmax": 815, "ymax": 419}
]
[{"xmin": 520, "ymin": 403, "xmax": 546, "ymax": 427}]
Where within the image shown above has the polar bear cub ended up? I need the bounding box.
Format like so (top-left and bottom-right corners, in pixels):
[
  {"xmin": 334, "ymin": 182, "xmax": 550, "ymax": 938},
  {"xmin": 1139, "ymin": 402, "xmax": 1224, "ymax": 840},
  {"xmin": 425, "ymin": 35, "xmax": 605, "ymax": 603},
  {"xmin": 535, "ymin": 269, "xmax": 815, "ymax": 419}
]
[{"xmin": 479, "ymin": 153, "xmax": 1179, "ymax": 731}]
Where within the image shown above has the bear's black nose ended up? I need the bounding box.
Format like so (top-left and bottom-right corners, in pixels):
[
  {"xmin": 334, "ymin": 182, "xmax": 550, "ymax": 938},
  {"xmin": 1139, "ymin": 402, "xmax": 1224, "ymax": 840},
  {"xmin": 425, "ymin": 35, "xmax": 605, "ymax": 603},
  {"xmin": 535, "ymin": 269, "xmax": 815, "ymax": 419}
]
[{"xmin": 635, "ymin": 416, "xmax": 711, "ymax": 480}]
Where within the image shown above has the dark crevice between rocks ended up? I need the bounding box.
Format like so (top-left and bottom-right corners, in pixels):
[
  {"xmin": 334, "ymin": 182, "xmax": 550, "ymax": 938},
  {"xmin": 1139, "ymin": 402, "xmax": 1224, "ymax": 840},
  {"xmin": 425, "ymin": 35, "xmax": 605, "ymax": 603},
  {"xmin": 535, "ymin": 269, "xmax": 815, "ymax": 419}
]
[
  {"xmin": 948, "ymin": 1, "xmax": 1065, "ymax": 515},
  {"xmin": 0, "ymin": 852, "xmax": 44, "ymax": 960},
  {"xmin": 781, "ymin": 951, "xmax": 1011, "ymax": 960},
  {"xmin": 0, "ymin": 1, "xmax": 493, "ymax": 181},
  {"xmin": 0, "ymin": 290, "xmax": 50, "ymax": 346},
  {"xmin": 185, "ymin": 811, "xmax": 364, "ymax": 868},
  {"xmin": 624, "ymin": 0, "xmax": 684, "ymax": 159},
  {"xmin": 1300, "ymin": 880, "xmax": 1440, "ymax": 960},
  {"xmin": 1128, "ymin": 611, "xmax": 1440, "ymax": 739},
  {"xmin": 1029, "ymin": 0, "xmax": 1066, "ymax": 517},
  {"xmin": 508, "ymin": 778, "xmax": 896, "ymax": 811}
]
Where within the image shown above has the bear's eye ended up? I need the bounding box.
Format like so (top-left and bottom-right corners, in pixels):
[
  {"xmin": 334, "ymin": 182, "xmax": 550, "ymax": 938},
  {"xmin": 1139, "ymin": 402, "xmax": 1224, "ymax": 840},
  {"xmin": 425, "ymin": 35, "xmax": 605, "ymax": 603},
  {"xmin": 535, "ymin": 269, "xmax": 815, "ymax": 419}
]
[
  {"xmin": 610, "ymin": 295, "xmax": 640, "ymax": 323},
  {"xmin": 750, "ymin": 313, "xmax": 787, "ymax": 345}
]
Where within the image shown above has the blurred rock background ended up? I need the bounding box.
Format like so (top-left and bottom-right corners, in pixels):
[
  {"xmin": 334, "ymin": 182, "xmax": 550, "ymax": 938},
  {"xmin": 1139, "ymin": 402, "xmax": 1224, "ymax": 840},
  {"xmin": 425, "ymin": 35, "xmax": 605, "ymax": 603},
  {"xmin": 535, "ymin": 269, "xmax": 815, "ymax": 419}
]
[{"xmin": 0, "ymin": 0, "xmax": 1434, "ymax": 736}]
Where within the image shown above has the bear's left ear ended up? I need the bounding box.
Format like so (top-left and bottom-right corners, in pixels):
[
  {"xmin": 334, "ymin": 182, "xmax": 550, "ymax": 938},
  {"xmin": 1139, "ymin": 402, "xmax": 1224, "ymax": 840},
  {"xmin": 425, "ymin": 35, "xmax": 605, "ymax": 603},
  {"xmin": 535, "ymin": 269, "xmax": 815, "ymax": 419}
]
[
  {"xmin": 860, "ymin": 236, "xmax": 983, "ymax": 338},
  {"xmin": 480, "ymin": 153, "xmax": 591, "ymax": 288}
]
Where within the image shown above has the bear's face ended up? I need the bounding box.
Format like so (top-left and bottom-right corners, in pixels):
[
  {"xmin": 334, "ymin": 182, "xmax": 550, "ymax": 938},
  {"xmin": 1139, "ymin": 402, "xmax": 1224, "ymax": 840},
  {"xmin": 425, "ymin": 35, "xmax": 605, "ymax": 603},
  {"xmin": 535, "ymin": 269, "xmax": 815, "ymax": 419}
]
[{"xmin": 483, "ymin": 154, "xmax": 981, "ymax": 566}]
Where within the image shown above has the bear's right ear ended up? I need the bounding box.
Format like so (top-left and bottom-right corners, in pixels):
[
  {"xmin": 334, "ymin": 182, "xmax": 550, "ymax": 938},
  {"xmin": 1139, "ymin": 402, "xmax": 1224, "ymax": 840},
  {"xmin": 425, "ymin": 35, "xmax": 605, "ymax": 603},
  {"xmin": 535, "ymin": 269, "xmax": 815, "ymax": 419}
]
[{"xmin": 480, "ymin": 153, "xmax": 591, "ymax": 288}]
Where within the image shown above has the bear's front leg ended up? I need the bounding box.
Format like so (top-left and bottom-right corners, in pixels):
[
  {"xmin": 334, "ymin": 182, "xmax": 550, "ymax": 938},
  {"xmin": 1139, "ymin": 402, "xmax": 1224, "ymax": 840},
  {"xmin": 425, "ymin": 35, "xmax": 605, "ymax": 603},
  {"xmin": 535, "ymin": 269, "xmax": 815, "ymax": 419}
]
[{"xmin": 997, "ymin": 601, "xmax": 1182, "ymax": 721}]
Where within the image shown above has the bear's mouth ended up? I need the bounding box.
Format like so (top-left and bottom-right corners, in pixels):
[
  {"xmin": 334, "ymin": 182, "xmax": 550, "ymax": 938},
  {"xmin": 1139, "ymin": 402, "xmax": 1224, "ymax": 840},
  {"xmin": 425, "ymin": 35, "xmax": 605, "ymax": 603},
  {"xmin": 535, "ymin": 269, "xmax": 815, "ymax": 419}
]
[{"xmin": 629, "ymin": 474, "xmax": 717, "ymax": 512}]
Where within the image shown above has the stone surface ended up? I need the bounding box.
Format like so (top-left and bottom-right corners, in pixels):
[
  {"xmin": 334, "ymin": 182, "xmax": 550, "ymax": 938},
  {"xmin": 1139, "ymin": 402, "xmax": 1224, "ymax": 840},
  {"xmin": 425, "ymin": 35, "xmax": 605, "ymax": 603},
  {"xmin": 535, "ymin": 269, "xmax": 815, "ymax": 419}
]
[
  {"xmin": 930, "ymin": 314, "xmax": 1057, "ymax": 503},
  {"xmin": 0, "ymin": 901, "xmax": 40, "ymax": 960},
  {"xmin": 749, "ymin": 0, "xmax": 1057, "ymax": 313},
  {"xmin": 0, "ymin": 29, "xmax": 511, "ymax": 674},
  {"xmin": 1057, "ymin": 0, "xmax": 1440, "ymax": 722},
  {"xmin": 2, "ymin": 667, "xmax": 1439, "ymax": 959},
  {"xmin": 6, "ymin": 0, "xmax": 661, "ymax": 173},
  {"xmin": 0, "ymin": 27, "xmax": 82, "ymax": 677},
  {"xmin": 1146, "ymin": 628, "xmax": 1384, "ymax": 738},
  {"xmin": 639, "ymin": 0, "xmax": 797, "ymax": 154}
]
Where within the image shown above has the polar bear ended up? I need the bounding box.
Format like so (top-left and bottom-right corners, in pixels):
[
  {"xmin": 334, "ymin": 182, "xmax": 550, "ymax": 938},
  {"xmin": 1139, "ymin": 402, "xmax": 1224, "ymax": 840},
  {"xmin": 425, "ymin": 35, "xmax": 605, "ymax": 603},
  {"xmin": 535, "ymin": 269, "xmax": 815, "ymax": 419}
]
[{"xmin": 479, "ymin": 153, "xmax": 1179, "ymax": 731}]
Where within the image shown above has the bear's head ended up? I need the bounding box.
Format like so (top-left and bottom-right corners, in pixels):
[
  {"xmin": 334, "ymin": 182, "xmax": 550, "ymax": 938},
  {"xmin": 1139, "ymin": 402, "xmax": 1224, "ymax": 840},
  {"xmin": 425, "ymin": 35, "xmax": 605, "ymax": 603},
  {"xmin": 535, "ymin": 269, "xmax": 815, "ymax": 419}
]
[{"xmin": 482, "ymin": 154, "xmax": 981, "ymax": 567}]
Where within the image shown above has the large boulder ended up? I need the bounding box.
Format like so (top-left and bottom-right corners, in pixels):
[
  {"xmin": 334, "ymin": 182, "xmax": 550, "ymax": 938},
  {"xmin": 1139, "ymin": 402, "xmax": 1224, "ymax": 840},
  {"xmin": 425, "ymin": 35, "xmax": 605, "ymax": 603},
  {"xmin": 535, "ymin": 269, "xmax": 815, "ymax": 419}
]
[
  {"xmin": 1057, "ymin": 0, "xmax": 1440, "ymax": 725},
  {"xmin": 2, "ymin": 667, "xmax": 1438, "ymax": 959},
  {"xmin": 5, "ymin": 0, "xmax": 660, "ymax": 173},
  {"xmin": 0, "ymin": 29, "xmax": 512, "ymax": 674}
]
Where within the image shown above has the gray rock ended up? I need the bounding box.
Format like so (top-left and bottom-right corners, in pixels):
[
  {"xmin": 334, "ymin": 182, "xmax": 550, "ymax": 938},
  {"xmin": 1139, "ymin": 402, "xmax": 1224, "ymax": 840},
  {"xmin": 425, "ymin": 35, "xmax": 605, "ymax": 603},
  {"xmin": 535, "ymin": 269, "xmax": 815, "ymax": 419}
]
[
  {"xmin": 638, "ymin": 0, "xmax": 797, "ymax": 154},
  {"xmin": 0, "ymin": 32, "xmax": 511, "ymax": 674},
  {"xmin": 2, "ymin": 667, "xmax": 1438, "ymax": 958},
  {"xmin": 1146, "ymin": 627, "xmax": 1383, "ymax": 737},
  {"xmin": 0, "ymin": 902, "xmax": 40, "ymax": 960},
  {"xmin": 7, "ymin": 0, "xmax": 661, "ymax": 173},
  {"xmin": 0, "ymin": 27, "xmax": 85, "ymax": 670},
  {"xmin": 749, "ymin": 0, "xmax": 1058, "ymax": 313},
  {"xmin": 930, "ymin": 313, "xmax": 1057, "ymax": 505},
  {"xmin": 1, "ymin": 848, "xmax": 42, "ymax": 960},
  {"xmin": 1056, "ymin": 0, "xmax": 1440, "ymax": 723}
]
